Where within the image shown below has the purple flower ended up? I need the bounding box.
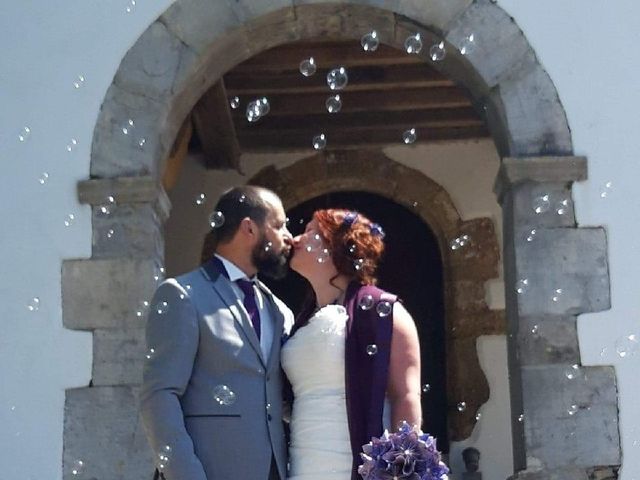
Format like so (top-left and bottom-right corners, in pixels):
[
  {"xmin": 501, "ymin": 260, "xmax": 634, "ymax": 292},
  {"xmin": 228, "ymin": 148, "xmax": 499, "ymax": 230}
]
[{"xmin": 359, "ymin": 422, "xmax": 449, "ymax": 480}]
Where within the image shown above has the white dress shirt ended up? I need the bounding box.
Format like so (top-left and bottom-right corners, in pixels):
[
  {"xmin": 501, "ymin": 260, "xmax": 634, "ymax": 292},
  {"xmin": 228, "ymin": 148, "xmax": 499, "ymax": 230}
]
[{"xmin": 215, "ymin": 254, "xmax": 275, "ymax": 360}]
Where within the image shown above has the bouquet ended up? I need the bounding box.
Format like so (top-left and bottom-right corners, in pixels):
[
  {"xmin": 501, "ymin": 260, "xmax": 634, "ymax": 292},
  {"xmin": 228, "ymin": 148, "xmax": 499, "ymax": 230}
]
[{"xmin": 358, "ymin": 422, "xmax": 450, "ymax": 480}]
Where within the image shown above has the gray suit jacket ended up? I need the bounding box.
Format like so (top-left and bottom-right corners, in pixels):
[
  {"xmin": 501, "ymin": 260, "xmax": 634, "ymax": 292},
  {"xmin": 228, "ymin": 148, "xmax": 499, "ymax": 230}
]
[{"xmin": 140, "ymin": 262, "xmax": 294, "ymax": 480}]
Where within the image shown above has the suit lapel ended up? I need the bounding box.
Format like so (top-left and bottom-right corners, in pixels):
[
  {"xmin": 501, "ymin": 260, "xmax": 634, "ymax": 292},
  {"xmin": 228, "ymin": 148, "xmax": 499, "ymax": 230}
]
[
  {"xmin": 201, "ymin": 265, "xmax": 265, "ymax": 366},
  {"xmin": 258, "ymin": 282, "xmax": 285, "ymax": 371}
]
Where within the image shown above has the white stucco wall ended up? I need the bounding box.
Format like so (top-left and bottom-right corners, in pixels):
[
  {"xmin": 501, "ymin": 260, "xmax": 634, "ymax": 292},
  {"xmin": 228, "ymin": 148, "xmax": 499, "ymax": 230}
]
[{"xmin": 1, "ymin": 1, "xmax": 639, "ymax": 478}]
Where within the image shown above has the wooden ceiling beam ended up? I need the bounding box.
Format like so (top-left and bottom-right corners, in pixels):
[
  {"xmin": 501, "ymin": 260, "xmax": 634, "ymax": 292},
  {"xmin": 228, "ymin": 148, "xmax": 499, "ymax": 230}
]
[{"xmin": 191, "ymin": 79, "xmax": 242, "ymax": 170}]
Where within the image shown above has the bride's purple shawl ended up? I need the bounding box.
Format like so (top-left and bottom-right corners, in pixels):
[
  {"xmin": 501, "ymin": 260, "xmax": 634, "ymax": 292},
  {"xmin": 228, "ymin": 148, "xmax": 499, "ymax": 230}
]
[{"xmin": 344, "ymin": 282, "xmax": 397, "ymax": 480}]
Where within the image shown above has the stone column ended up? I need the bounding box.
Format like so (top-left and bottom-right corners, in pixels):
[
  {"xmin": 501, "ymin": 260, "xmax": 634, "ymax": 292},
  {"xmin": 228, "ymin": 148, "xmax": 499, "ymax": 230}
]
[
  {"xmin": 62, "ymin": 176, "xmax": 169, "ymax": 479},
  {"xmin": 495, "ymin": 157, "xmax": 620, "ymax": 480}
]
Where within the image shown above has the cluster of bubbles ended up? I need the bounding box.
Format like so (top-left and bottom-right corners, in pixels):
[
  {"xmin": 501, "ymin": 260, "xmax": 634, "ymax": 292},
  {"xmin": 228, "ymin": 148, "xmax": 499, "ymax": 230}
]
[
  {"xmin": 358, "ymin": 295, "xmax": 393, "ymax": 318},
  {"xmin": 532, "ymin": 193, "xmax": 572, "ymax": 216},
  {"xmin": 157, "ymin": 445, "xmax": 171, "ymax": 471},
  {"xmin": 213, "ymin": 385, "xmax": 237, "ymax": 405},
  {"xmin": 450, "ymin": 234, "xmax": 471, "ymax": 251},
  {"xmin": 246, "ymin": 97, "xmax": 270, "ymax": 123}
]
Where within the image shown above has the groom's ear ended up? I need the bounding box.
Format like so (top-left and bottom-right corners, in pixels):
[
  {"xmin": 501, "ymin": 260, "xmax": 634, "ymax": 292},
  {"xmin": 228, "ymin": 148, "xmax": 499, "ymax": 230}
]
[{"xmin": 239, "ymin": 217, "xmax": 256, "ymax": 238}]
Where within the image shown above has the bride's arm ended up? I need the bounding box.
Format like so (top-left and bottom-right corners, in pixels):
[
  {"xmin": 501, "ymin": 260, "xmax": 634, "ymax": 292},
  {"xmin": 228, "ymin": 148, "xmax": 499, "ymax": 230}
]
[{"xmin": 386, "ymin": 302, "xmax": 422, "ymax": 429}]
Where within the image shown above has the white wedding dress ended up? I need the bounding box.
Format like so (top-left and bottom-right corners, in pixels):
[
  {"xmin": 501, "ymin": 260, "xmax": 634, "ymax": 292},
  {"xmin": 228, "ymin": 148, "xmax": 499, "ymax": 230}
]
[{"xmin": 281, "ymin": 304, "xmax": 353, "ymax": 480}]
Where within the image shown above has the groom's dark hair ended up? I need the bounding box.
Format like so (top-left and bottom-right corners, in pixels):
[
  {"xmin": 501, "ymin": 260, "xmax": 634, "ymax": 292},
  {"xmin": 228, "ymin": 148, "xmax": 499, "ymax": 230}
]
[{"xmin": 203, "ymin": 185, "xmax": 276, "ymax": 256}]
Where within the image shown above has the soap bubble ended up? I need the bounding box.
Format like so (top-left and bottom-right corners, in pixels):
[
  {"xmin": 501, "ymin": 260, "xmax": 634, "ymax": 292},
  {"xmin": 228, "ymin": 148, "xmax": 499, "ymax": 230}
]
[
  {"xmin": 312, "ymin": 133, "xmax": 327, "ymax": 150},
  {"xmin": 366, "ymin": 344, "xmax": 378, "ymax": 356},
  {"xmin": 429, "ymin": 41, "xmax": 446, "ymax": 62},
  {"xmin": 457, "ymin": 401, "xmax": 467, "ymax": 412},
  {"xmin": 327, "ymin": 67, "xmax": 348, "ymax": 91},
  {"xmin": 299, "ymin": 57, "xmax": 316, "ymax": 77},
  {"xmin": 209, "ymin": 211, "xmax": 225, "ymax": 228},
  {"xmin": 404, "ymin": 33, "xmax": 423, "ymax": 54},
  {"xmin": 229, "ymin": 96, "xmax": 240, "ymax": 109},
  {"xmin": 325, "ymin": 94, "xmax": 342, "ymax": 113},
  {"xmin": 213, "ymin": 385, "xmax": 237, "ymax": 405},
  {"xmin": 402, "ymin": 128, "xmax": 417, "ymax": 144},
  {"xmin": 361, "ymin": 31, "xmax": 379, "ymax": 52},
  {"xmin": 376, "ymin": 300, "xmax": 393, "ymax": 317},
  {"xmin": 359, "ymin": 294, "xmax": 374, "ymax": 310}
]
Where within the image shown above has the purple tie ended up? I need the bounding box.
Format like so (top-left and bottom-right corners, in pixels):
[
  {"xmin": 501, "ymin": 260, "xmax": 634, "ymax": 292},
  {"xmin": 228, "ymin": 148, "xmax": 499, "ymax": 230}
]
[{"xmin": 236, "ymin": 279, "xmax": 260, "ymax": 340}]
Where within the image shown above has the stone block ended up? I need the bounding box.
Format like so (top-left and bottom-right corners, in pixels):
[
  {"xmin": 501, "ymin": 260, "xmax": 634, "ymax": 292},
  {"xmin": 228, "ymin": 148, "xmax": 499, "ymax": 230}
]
[
  {"xmin": 514, "ymin": 227, "xmax": 610, "ymax": 316},
  {"xmin": 91, "ymin": 83, "xmax": 170, "ymax": 178},
  {"xmin": 93, "ymin": 328, "xmax": 146, "ymax": 386},
  {"xmin": 160, "ymin": 0, "xmax": 241, "ymax": 55},
  {"xmin": 92, "ymin": 203, "xmax": 164, "ymax": 259},
  {"xmin": 517, "ymin": 315, "xmax": 580, "ymax": 365},
  {"xmin": 493, "ymin": 58, "xmax": 573, "ymax": 156},
  {"xmin": 63, "ymin": 386, "xmax": 153, "ymax": 480},
  {"xmin": 521, "ymin": 365, "xmax": 620, "ymax": 469},
  {"xmin": 114, "ymin": 21, "xmax": 190, "ymax": 102},
  {"xmin": 446, "ymin": 2, "xmax": 534, "ymax": 88},
  {"xmin": 231, "ymin": 0, "xmax": 292, "ymax": 22},
  {"xmin": 510, "ymin": 466, "xmax": 589, "ymax": 480},
  {"xmin": 395, "ymin": 0, "xmax": 473, "ymax": 35},
  {"xmin": 294, "ymin": 3, "xmax": 394, "ymax": 40},
  {"xmin": 62, "ymin": 258, "xmax": 161, "ymax": 330}
]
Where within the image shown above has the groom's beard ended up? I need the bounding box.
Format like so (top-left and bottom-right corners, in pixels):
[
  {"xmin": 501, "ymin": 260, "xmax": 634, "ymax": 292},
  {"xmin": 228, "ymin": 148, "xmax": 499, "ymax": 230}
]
[{"xmin": 252, "ymin": 233, "xmax": 290, "ymax": 280}]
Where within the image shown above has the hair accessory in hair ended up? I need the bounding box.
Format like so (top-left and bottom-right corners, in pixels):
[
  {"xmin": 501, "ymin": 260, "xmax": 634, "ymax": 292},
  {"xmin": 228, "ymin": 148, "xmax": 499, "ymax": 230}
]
[
  {"xmin": 343, "ymin": 211, "xmax": 359, "ymax": 227},
  {"xmin": 370, "ymin": 223, "xmax": 385, "ymax": 239}
]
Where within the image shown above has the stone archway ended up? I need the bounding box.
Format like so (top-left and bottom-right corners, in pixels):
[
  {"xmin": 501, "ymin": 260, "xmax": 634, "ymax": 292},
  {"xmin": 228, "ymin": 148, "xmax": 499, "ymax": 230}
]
[
  {"xmin": 249, "ymin": 149, "xmax": 506, "ymax": 443},
  {"xmin": 63, "ymin": 1, "xmax": 618, "ymax": 479}
]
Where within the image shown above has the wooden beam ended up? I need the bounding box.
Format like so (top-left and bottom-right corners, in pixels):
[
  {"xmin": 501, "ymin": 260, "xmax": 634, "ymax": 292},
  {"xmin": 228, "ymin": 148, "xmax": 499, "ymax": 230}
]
[
  {"xmin": 229, "ymin": 87, "xmax": 473, "ymax": 116},
  {"xmin": 232, "ymin": 40, "xmax": 423, "ymax": 72},
  {"xmin": 238, "ymin": 125, "xmax": 491, "ymax": 151},
  {"xmin": 191, "ymin": 80, "xmax": 242, "ymax": 170},
  {"xmin": 224, "ymin": 63, "xmax": 452, "ymax": 95}
]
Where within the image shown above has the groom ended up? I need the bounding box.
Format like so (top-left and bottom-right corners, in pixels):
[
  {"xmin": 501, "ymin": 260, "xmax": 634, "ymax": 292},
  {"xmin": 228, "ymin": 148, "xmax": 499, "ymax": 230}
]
[{"xmin": 140, "ymin": 185, "xmax": 294, "ymax": 480}]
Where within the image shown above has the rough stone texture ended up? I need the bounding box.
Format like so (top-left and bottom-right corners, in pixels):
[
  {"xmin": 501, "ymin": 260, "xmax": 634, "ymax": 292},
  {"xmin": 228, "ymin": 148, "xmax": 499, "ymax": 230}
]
[
  {"xmin": 498, "ymin": 156, "xmax": 587, "ymax": 186},
  {"xmin": 114, "ymin": 21, "xmax": 191, "ymax": 102},
  {"xmin": 448, "ymin": 217, "xmax": 501, "ymax": 281},
  {"xmin": 63, "ymin": 387, "xmax": 153, "ymax": 480},
  {"xmin": 92, "ymin": 203, "xmax": 165, "ymax": 259},
  {"xmin": 394, "ymin": 0, "xmax": 473, "ymax": 35},
  {"xmin": 493, "ymin": 58, "xmax": 573, "ymax": 156},
  {"xmin": 91, "ymin": 83, "xmax": 170, "ymax": 178},
  {"xmin": 62, "ymin": 258, "xmax": 161, "ymax": 330},
  {"xmin": 517, "ymin": 315, "xmax": 580, "ymax": 365},
  {"xmin": 93, "ymin": 328, "xmax": 146, "ymax": 386},
  {"xmin": 521, "ymin": 365, "xmax": 620, "ymax": 469},
  {"xmin": 510, "ymin": 466, "xmax": 590, "ymax": 480},
  {"xmin": 446, "ymin": 1, "xmax": 533, "ymax": 88},
  {"xmin": 515, "ymin": 227, "xmax": 610, "ymax": 316}
]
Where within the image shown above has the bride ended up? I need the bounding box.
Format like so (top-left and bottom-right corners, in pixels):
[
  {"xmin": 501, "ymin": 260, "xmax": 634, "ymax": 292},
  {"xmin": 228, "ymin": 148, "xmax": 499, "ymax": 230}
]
[{"xmin": 281, "ymin": 208, "xmax": 422, "ymax": 480}]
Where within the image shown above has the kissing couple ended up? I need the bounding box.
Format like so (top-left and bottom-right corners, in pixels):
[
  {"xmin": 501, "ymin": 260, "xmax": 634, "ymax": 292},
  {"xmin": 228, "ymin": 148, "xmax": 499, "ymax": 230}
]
[{"xmin": 140, "ymin": 185, "xmax": 421, "ymax": 480}]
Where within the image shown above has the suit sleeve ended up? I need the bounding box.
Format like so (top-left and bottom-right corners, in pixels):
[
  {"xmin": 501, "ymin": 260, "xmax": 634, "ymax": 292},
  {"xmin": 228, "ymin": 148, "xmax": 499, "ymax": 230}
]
[{"xmin": 139, "ymin": 279, "xmax": 207, "ymax": 480}]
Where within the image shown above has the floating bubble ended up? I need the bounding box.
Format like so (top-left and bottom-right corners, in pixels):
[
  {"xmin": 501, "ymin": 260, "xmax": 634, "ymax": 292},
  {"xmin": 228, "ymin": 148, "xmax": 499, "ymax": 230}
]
[
  {"xmin": 121, "ymin": 118, "xmax": 134, "ymax": 135},
  {"xmin": 533, "ymin": 194, "xmax": 551, "ymax": 214},
  {"xmin": 38, "ymin": 172, "xmax": 49, "ymax": 185},
  {"xmin": 304, "ymin": 233, "xmax": 323, "ymax": 252},
  {"xmin": 556, "ymin": 198, "xmax": 570, "ymax": 215},
  {"xmin": 459, "ymin": 33, "xmax": 476, "ymax": 55},
  {"xmin": 299, "ymin": 57, "xmax": 316, "ymax": 77},
  {"xmin": 404, "ymin": 33, "xmax": 423, "ymax": 54},
  {"xmin": 366, "ymin": 344, "xmax": 378, "ymax": 356},
  {"xmin": 229, "ymin": 96, "xmax": 240, "ymax": 109},
  {"xmin": 71, "ymin": 459, "xmax": 85, "ymax": 476},
  {"xmin": 125, "ymin": 0, "xmax": 136, "ymax": 13},
  {"xmin": 157, "ymin": 451, "xmax": 170, "ymax": 471},
  {"xmin": 600, "ymin": 181, "xmax": 613, "ymax": 198},
  {"xmin": 615, "ymin": 334, "xmax": 639, "ymax": 358},
  {"xmin": 326, "ymin": 94, "xmax": 342, "ymax": 113},
  {"xmin": 327, "ymin": 67, "xmax": 348, "ymax": 91},
  {"xmin": 565, "ymin": 364, "xmax": 580, "ymax": 380},
  {"xmin": 195, "ymin": 193, "xmax": 206, "ymax": 206},
  {"xmin": 312, "ymin": 133, "xmax": 327, "ymax": 150},
  {"xmin": 317, "ymin": 248, "xmax": 331, "ymax": 264},
  {"xmin": 264, "ymin": 241, "xmax": 273, "ymax": 252},
  {"xmin": 518, "ymin": 413, "xmax": 525, "ymax": 423},
  {"xmin": 361, "ymin": 31, "xmax": 379, "ymax": 52},
  {"xmin": 530, "ymin": 324, "xmax": 540, "ymax": 336},
  {"xmin": 18, "ymin": 126, "xmax": 31, "ymax": 142},
  {"xmin": 27, "ymin": 297, "xmax": 40, "ymax": 312},
  {"xmin": 567, "ymin": 404, "xmax": 579, "ymax": 416},
  {"xmin": 73, "ymin": 75, "xmax": 85, "ymax": 89},
  {"xmin": 153, "ymin": 265, "xmax": 165, "ymax": 283},
  {"xmin": 526, "ymin": 229, "xmax": 537, "ymax": 242},
  {"xmin": 376, "ymin": 300, "xmax": 393, "ymax": 317},
  {"xmin": 402, "ymin": 128, "xmax": 417, "ymax": 144},
  {"xmin": 136, "ymin": 300, "xmax": 150, "ymax": 317},
  {"xmin": 450, "ymin": 234, "xmax": 471, "ymax": 251},
  {"xmin": 156, "ymin": 301, "xmax": 169, "ymax": 315},
  {"xmin": 145, "ymin": 347, "xmax": 155, "ymax": 360},
  {"xmin": 96, "ymin": 195, "xmax": 116, "ymax": 217},
  {"xmin": 429, "ymin": 41, "xmax": 446, "ymax": 62},
  {"xmin": 106, "ymin": 228, "xmax": 116, "ymax": 240},
  {"xmin": 347, "ymin": 243, "xmax": 357, "ymax": 255},
  {"xmin": 421, "ymin": 383, "xmax": 431, "ymax": 393},
  {"xmin": 515, "ymin": 278, "xmax": 529, "ymax": 294},
  {"xmin": 353, "ymin": 258, "xmax": 365, "ymax": 271},
  {"xmin": 64, "ymin": 213, "xmax": 76, "ymax": 227},
  {"xmin": 551, "ymin": 288, "xmax": 563, "ymax": 302},
  {"xmin": 213, "ymin": 385, "xmax": 237, "ymax": 405},
  {"xmin": 475, "ymin": 412, "xmax": 482, "ymax": 421},
  {"xmin": 138, "ymin": 137, "xmax": 146, "ymax": 148},
  {"xmin": 246, "ymin": 97, "xmax": 270, "ymax": 122},
  {"xmin": 359, "ymin": 294, "xmax": 374, "ymax": 311},
  {"xmin": 457, "ymin": 401, "xmax": 467, "ymax": 412},
  {"xmin": 209, "ymin": 211, "xmax": 225, "ymax": 228},
  {"xmin": 238, "ymin": 194, "xmax": 246, "ymax": 203},
  {"xmin": 66, "ymin": 138, "xmax": 78, "ymax": 152}
]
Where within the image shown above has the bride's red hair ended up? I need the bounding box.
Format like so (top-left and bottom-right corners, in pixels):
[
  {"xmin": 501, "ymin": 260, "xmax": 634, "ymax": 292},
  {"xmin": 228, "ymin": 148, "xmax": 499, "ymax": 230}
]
[{"xmin": 313, "ymin": 208, "xmax": 385, "ymax": 285}]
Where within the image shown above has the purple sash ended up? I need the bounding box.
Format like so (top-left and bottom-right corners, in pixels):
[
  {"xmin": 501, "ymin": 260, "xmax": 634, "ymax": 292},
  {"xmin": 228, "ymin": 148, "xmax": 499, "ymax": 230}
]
[{"xmin": 344, "ymin": 282, "xmax": 397, "ymax": 480}]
